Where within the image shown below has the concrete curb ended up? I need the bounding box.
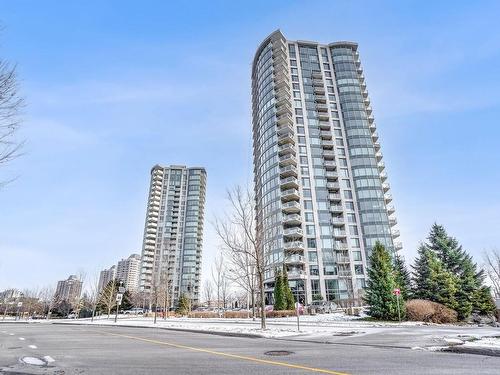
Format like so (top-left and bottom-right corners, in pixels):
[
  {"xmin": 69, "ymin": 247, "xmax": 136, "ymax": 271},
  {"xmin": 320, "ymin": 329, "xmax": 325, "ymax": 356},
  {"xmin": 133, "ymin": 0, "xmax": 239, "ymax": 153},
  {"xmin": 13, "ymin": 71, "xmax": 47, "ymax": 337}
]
[
  {"xmin": 443, "ymin": 346, "xmax": 500, "ymax": 357},
  {"xmin": 50, "ymin": 321, "xmax": 265, "ymax": 339}
]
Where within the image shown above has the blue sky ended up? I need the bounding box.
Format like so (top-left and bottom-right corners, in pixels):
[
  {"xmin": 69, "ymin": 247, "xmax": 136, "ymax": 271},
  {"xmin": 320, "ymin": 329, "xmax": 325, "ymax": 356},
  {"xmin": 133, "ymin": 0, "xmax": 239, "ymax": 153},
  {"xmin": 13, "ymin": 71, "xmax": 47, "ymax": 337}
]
[{"xmin": 1, "ymin": 1, "xmax": 499, "ymax": 290}]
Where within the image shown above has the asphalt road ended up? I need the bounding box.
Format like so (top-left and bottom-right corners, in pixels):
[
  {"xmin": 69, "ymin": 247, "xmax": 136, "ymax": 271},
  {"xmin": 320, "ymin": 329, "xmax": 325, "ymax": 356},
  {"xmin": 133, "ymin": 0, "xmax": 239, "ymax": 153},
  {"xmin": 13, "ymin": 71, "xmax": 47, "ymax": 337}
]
[{"xmin": 1, "ymin": 323, "xmax": 499, "ymax": 374}]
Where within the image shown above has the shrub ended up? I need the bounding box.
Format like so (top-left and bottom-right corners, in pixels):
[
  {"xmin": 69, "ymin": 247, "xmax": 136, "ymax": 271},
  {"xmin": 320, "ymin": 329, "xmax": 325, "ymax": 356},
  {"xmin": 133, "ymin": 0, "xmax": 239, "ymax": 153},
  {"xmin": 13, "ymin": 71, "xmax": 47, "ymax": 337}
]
[
  {"xmin": 224, "ymin": 311, "xmax": 252, "ymax": 319},
  {"xmin": 405, "ymin": 299, "xmax": 457, "ymax": 324},
  {"xmin": 188, "ymin": 311, "xmax": 218, "ymax": 318}
]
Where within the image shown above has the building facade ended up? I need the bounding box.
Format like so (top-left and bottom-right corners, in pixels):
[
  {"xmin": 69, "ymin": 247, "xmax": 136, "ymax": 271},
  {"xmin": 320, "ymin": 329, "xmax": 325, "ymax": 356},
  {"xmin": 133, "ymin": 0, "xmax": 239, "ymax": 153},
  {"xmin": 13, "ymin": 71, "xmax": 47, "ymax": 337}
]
[
  {"xmin": 139, "ymin": 165, "xmax": 207, "ymax": 306},
  {"xmin": 252, "ymin": 30, "xmax": 401, "ymax": 305},
  {"xmin": 55, "ymin": 275, "xmax": 83, "ymax": 303},
  {"xmin": 98, "ymin": 265, "xmax": 116, "ymax": 293},
  {"xmin": 116, "ymin": 254, "xmax": 141, "ymax": 293}
]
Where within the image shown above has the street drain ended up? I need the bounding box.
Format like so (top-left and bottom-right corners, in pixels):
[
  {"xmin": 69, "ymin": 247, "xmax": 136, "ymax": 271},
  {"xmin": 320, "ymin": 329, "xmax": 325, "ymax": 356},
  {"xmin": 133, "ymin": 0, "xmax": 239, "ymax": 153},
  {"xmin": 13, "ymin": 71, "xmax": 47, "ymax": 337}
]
[{"xmin": 264, "ymin": 350, "xmax": 294, "ymax": 356}]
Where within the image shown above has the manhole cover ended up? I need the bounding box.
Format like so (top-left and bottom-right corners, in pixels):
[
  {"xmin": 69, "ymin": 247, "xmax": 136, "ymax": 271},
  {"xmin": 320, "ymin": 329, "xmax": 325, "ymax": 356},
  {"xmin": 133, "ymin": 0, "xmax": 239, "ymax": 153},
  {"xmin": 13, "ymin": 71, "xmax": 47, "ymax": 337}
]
[
  {"xmin": 20, "ymin": 357, "xmax": 46, "ymax": 366},
  {"xmin": 264, "ymin": 350, "xmax": 294, "ymax": 356}
]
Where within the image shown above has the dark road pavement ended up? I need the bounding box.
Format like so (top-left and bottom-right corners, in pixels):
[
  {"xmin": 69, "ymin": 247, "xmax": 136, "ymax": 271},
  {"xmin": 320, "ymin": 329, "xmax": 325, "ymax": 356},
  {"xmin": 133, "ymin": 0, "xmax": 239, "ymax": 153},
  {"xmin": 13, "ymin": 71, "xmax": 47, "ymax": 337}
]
[{"xmin": 1, "ymin": 323, "xmax": 499, "ymax": 374}]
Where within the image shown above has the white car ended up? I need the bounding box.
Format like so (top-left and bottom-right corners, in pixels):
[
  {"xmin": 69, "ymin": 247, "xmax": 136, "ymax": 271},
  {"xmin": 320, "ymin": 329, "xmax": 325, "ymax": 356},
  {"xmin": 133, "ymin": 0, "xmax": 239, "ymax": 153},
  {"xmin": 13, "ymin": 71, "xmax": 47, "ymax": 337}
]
[{"xmin": 310, "ymin": 300, "xmax": 337, "ymax": 313}]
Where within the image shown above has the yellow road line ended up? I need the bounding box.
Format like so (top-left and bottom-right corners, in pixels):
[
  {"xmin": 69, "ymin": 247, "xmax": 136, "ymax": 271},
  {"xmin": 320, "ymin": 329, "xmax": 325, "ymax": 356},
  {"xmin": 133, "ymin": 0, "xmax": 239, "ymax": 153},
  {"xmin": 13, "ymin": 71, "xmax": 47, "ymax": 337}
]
[{"xmin": 101, "ymin": 331, "xmax": 351, "ymax": 375}]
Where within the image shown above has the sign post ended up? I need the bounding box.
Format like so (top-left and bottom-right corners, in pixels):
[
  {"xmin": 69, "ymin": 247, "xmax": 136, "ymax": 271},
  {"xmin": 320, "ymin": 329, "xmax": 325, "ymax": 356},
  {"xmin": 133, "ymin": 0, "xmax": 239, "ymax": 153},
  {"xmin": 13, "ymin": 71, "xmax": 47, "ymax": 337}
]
[
  {"xmin": 114, "ymin": 293, "xmax": 123, "ymax": 323},
  {"xmin": 393, "ymin": 288, "xmax": 401, "ymax": 322},
  {"xmin": 295, "ymin": 302, "xmax": 300, "ymax": 332}
]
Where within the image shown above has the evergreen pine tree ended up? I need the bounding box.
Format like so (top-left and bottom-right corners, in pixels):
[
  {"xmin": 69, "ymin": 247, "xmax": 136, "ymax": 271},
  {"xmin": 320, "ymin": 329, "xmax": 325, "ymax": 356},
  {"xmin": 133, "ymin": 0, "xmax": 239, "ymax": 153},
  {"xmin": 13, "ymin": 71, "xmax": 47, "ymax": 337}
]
[
  {"xmin": 273, "ymin": 268, "xmax": 285, "ymax": 311},
  {"xmin": 412, "ymin": 245, "xmax": 434, "ymax": 300},
  {"xmin": 393, "ymin": 254, "xmax": 412, "ymax": 300},
  {"xmin": 176, "ymin": 293, "xmax": 190, "ymax": 315},
  {"xmin": 472, "ymin": 286, "xmax": 496, "ymax": 315},
  {"xmin": 413, "ymin": 223, "xmax": 494, "ymax": 320},
  {"xmin": 427, "ymin": 253, "xmax": 458, "ymax": 310},
  {"xmin": 282, "ymin": 265, "xmax": 295, "ymax": 310},
  {"xmin": 364, "ymin": 242, "xmax": 399, "ymax": 320}
]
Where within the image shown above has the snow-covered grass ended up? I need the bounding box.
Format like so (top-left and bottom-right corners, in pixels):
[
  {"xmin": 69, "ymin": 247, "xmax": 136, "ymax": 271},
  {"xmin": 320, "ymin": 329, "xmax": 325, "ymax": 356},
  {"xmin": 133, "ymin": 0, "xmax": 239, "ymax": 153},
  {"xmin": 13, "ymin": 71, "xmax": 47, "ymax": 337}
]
[{"xmin": 462, "ymin": 336, "xmax": 500, "ymax": 349}]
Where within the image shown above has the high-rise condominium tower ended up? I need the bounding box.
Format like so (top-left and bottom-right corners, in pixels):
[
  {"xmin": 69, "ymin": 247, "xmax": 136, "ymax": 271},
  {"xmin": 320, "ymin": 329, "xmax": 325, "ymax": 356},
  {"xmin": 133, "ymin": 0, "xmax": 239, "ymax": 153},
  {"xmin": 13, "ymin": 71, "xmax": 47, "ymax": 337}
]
[
  {"xmin": 116, "ymin": 254, "xmax": 141, "ymax": 293},
  {"xmin": 139, "ymin": 165, "xmax": 207, "ymax": 306},
  {"xmin": 252, "ymin": 30, "xmax": 401, "ymax": 305}
]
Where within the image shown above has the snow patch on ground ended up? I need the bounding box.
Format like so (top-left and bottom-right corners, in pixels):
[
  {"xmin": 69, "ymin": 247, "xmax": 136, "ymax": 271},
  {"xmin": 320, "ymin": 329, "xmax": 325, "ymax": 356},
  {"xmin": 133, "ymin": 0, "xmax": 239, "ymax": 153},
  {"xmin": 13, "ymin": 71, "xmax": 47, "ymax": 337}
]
[
  {"xmin": 463, "ymin": 337, "xmax": 500, "ymax": 349},
  {"xmin": 28, "ymin": 345, "xmax": 37, "ymax": 349},
  {"xmin": 20, "ymin": 356, "xmax": 45, "ymax": 366}
]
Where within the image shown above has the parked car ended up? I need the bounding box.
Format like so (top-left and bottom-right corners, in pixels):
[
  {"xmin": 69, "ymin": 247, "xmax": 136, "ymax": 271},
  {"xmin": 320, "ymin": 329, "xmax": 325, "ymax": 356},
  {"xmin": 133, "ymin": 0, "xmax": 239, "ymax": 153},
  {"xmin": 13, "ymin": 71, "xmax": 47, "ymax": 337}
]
[
  {"xmin": 124, "ymin": 308, "xmax": 144, "ymax": 315},
  {"xmin": 66, "ymin": 313, "xmax": 77, "ymax": 319},
  {"xmin": 310, "ymin": 300, "xmax": 337, "ymax": 313}
]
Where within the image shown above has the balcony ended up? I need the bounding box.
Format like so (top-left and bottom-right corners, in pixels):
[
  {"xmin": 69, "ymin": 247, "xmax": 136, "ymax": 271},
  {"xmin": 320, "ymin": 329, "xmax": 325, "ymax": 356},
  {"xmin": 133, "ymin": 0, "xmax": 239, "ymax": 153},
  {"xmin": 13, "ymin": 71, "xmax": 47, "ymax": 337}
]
[
  {"xmin": 274, "ymin": 77, "xmax": 289, "ymax": 90},
  {"xmin": 314, "ymin": 86, "xmax": 326, "ymax": 94},
  {"xmin": 320, "ymin": 130, "xmax": 332, "ymax": 140},
  {"xmin": 316, "ymin": 104, "xmax": 328, "ymax": 112},
  {"xmin": 312, "ymin": 71, "xmax": 322, "ymax": 79},
  {"xmin": 368, "ymin": 114, "xmax": 374, "ymax": 123},
  {"xmin": 283, "ymin": 227, "xmax": 303, "ymax": 238},
  {"xmin": 324, "ymin": 160, "xmax": 336, "ymax": 169},
  {"xmin": 380, "ymin": 171, "xmax": 388, "ymax": 181},
  {"xmin": 387, "ymin": 205, "xmax": 395, "ymax": 214},
  {"xmin": 338, "ymin": 270, "xmax": 352, "ymax": 277},
  {"xmin": 389, "ymin": 217, "xmax": 397, "ymax": 226},
  {"xmin": 382, "ymin": 182, "xmax": 390, "ymax": 192},
  {"xmin": 366, "ymin": 106, "xmax": 373, "ymax": 115},
  {"xmin": 278, "ymin": 143, "xmax": 295, "ymax": 155},
  {"xmin": 276, "ymin": 113, "xmax": 293, "ymax": 126},
  {"xmin": 283, "ymin": 214, "xmax": 301, "ymax": 226},
  {"xmin": 323, "ymin": 150, "xmax": 335, "ymax": 159},
  {"xmin": 276, "ymin": 102, "xmax": 293, "ymax": 117},
  {"xmin": 375, "ymin": 151, "xmax": 383, "ymax": 161},
  {"xmin": 325, "ymin": 171, "xmax": 339, "ymax": 180},
  {"xmin": 275, "ymin": 86, "xmax": 291, "ymax": 99},
  {"xmin": 377, "ymin": 161, "xmax": 385, "ymax": 170},
  {"xmin": 331, "ymin": 217, "xmax": 344, "ymax": 226},
  {"xmin": 278, "ymin": 131, "xmax": 294, "ymax": 145},
  {"xmin": 277, "ymin": 123, "xmax": 294, "ymax": 135},
  {"xmin": 287, "ymin": 269, "xmax": 307, "ymax": 279},
  {"xmin": 371, "ymin": 132, "xmax": 379, "ymax": 141},
  {"xmin": 280, "ymin": 176, "xmax": 299, "ymax": 189},
  {"xmin": 384, "ymin": 193, "xmax": 393, "ymax": 203},
  {"xmin": 282, "ymin": 201, "xmax": 301, "ymax": 213},
  {"xmin": 392, "ymin": 229, "xmax": 401, "ymax": 238},
  {"xmin": 369, "ymin": 122, "xmax": 376, "ymax": 131},
  {"xmin": 373, "ymin": 141, "xmax": 381, "ymax": 150},
  {"xmin": 394, "ymin": 242, "xmax": 403, "ymax": 251},
  {"xmin": 315, "ymin": 95, "xmax": 327, "ymax": 103},
  {"xmin": 327, "ymin": 183, "xmax": 341, "ymax": 192},
  {"xmin": 319, "ymin": 120, "xmax": 330, "ymax": 130},
  {"xmin": 317, "ymin": 112, "xmax": 329, "ymax": 121},
  {"xmin": 362, "ymin": 89, "xmax": 369, "ymax": 98},
  {"xmin": 336, "ymin": 256, "xmax": 350, "ymax": 264},
  {"xmin": 335, "ymin": 243, "xmax": 349, "ymax": 251},
  {"xmin": 322, "ymin": 140, "xmax": 334, "ymax": 149},
  {"xmin": 284, "ymin": 254, "xmax": 305, "ymax": 264},
  {"xmin": 312, "ymin": 79, "xmax": 324, "ymax": 86},
  {"xmin": 279, "ymin": 154, "xmax": 297, "ymax": 167},
  {"xmin": 280, "ymin": 164, "xmax": 298, "ymax": 178},
  {"xmin": 283, "ymin": 241, "xmax": 304, "ymax": 251},
  {"xmin": 330, "ymin": 205, "xmax": 343, "ymax": 213},
  {"xmin": 334, "ymin": 230, "xmax": 347, "ymax": 238},
  {"xmin": 281, "ymin": 188, "xmax": 300, "ymax": 202}
]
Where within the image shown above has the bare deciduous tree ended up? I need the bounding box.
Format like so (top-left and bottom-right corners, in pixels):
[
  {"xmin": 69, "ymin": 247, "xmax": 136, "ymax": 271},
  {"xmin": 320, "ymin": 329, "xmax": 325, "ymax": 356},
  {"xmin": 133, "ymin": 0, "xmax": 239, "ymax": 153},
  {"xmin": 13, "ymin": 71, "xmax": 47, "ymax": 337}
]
[
  {"xmin": 0, "ymin": 59, "xmax": 24, "ymax": 184},
  {"xmin": 203, "ymin": 279, "xmax": 213, "ymax": 307},
  {"xmin": 213, "ymin": 185, "xmax": 268, "ymax": 329},
  {"xmin": 484, "ymin": 249, "xmax": 500, "ymax": 299},
  {"xmin": 211, "ymin": 252, "xmax": 230, "ymax": 316}
]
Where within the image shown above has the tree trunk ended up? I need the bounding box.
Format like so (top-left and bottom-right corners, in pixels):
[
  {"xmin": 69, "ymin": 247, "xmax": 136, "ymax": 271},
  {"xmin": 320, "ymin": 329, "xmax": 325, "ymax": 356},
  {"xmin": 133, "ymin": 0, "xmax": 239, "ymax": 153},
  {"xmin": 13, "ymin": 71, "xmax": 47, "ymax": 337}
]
[
  {"xmin": 251, "ymin": 290, "xmax": 256, "ymax": 321},
  {"xmin": 259, "ymin": 274, "xmax": 266, "ymax": 329}
]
